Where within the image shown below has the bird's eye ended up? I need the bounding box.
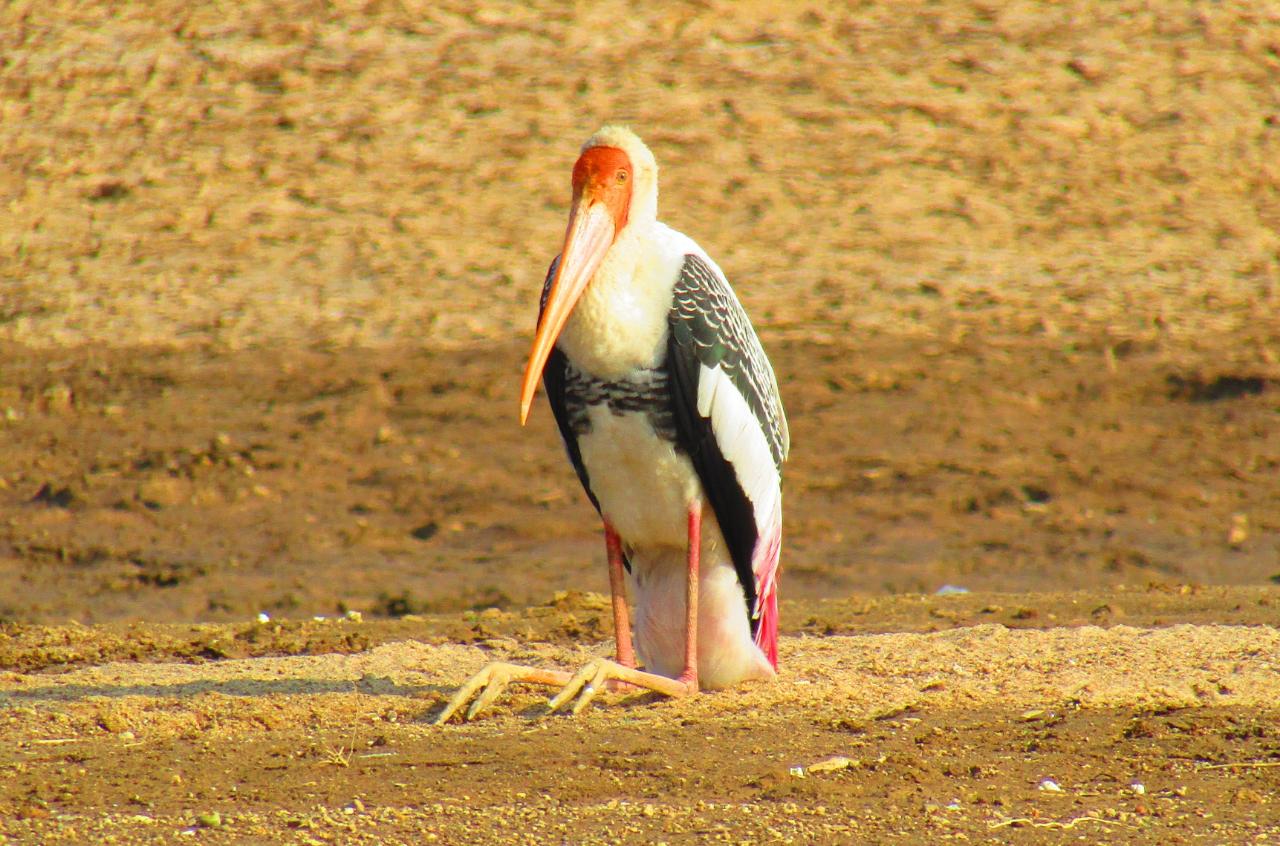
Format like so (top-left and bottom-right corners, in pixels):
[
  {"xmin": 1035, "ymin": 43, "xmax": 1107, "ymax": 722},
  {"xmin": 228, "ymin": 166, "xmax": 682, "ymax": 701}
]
[{"xmin": 616, "ymin": 170, "xmax": 628, "ymax": 183}]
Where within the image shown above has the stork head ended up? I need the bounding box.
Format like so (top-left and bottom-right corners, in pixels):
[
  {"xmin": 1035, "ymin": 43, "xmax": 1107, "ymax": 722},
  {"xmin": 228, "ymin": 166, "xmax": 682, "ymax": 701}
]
[{"xmin": 519, "ymin": 126, "xmax": 659, "ymax": 423}]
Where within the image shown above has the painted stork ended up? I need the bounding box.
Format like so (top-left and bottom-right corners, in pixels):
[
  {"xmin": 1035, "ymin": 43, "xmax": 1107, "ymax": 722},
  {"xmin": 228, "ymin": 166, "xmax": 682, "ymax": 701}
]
[{"xmin": 435, "ymin": 126, "xmax": 789, "ymax": 723}]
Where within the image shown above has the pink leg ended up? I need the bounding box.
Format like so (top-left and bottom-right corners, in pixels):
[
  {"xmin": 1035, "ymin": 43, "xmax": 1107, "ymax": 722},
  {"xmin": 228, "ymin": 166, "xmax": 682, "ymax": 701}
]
[
  {"xmin": 441, "ymin": 515, "xmax": 704, "ymax": 723},
  {"xmin": 542, "ymin": 508, "xmax": 704, "ymax": 717},
  {"xmin": 604, "ymin": 523, "xmax": 636, "ymax": 669},
  {"xmin": 679, "ymin": 500, "xmax": 701, "ymax": 690}
]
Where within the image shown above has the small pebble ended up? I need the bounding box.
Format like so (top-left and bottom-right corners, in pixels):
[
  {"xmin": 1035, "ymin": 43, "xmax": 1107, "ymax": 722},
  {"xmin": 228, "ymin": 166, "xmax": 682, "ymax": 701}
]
[{"xmin": 806, "ymin": 756, "xmax": 854, "ymax": 774}]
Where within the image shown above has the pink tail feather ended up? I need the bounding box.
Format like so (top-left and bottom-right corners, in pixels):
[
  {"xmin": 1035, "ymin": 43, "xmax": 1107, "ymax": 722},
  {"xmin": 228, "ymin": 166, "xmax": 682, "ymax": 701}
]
[
  {"xmin": 752, "ymin": 514, "xmax": 782, "ymax": 669},
  {"xmin": 753, "ymin": 584, "xmax": 779, "ymax": 669}
]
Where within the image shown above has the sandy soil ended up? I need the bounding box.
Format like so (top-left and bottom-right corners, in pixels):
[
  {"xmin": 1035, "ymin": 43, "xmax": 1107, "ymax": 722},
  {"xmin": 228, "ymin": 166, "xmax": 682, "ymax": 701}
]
[
  {"xmin": 2, "ymin": 0, "xmax": 1280, "ymax": 842},
  {"xmin": 2, "ymin": 612, "xmax": 1280, "ymax": 843}
]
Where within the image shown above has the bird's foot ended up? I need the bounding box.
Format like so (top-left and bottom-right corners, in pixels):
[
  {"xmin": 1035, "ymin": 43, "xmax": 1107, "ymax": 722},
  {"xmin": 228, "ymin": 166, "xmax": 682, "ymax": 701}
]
[
  {"xmin": 547, "ymin": 658, "xmax": 695, "ymax": 716},
  {"xmin": 433, "ymin": 662, "xmax": 572, "ymax": 725}
]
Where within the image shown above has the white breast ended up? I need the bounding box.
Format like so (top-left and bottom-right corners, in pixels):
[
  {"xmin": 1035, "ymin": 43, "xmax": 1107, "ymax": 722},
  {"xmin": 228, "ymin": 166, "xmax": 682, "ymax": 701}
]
[
  {"xmin": 556, "ymin": 223, "xmax": 694, "ymax": 379},
  {"xmin": 576, "ymin": 407, "xmax": 699, "ymax": 547}
]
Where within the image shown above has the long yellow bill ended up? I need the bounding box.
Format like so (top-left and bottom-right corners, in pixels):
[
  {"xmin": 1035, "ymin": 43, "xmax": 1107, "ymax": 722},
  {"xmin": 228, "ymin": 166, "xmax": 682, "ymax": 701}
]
[{"xmin": 519, "ymin": 201, "xmax": 615, "ymax": 423}]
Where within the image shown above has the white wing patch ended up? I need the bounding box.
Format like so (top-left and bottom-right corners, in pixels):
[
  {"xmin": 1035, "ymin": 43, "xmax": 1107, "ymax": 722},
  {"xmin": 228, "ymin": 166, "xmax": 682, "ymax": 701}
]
[{"xmin": 696, "ymin": 362, "xmax": 782, "ymax": 549}]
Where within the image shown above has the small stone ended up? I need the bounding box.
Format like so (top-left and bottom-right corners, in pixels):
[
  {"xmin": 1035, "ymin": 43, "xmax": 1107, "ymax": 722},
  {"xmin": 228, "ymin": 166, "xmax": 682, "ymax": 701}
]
[
  {"xmin": 1233, "ymin": 788, "xmax": 1266, "ymax": 805},
  {"xmin": 807, "ymin": 755, "xmax": 854, "ymax": 774},
  {"xmin": 1066, "ymin": 55, "xmax": 1105, "ymax": 80},
  {"xmin": 32, "ymin": 483, "xmax": 76, "ymax": 508},
  {"xmin": 1038, "ymin": 778, "xmax": 1062, "ymax": 792},
  {"xmin": 42, "ymin": 383, "xmax": 73, "ymax": 413},
  {"xmin": 99, "ymin": 711, "xmax": 129, "ymax": 733},
  {"xmin": 1228, "ymin": 514, "xmax": 1249, "ymax": 548},
  {"xmin": 411, "ymin": 522, "xmax": 439, "ymax": 541},
  {"xmin": 137, "ymin": 476, "xmax": 188, "ymax": 508},
  {"xmin": 197, "ymin": 811, "xmax": 222, "ymax": 828},
  {"xmin": 1091, "ymin": 603, "xmax": 1124, "ymax": 620}
]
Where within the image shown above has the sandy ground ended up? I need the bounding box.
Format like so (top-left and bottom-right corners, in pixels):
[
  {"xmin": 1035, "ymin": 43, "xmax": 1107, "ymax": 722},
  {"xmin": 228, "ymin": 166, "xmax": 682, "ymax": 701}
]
[
  {"xmin": 2, "ymin": 612, "xmax": 1280, "ymax": 843},
  {"xmin": 2, "ymin": 0, "xmax": 1280, "ymax": 842}
]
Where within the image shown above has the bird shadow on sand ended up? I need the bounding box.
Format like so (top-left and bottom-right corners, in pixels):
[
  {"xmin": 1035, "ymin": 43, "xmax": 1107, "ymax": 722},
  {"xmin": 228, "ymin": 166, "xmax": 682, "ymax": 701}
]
[
  {"xmin": 0, "ymin": 674, "xmax": 450, "ymax": 705},
  {"xmin": 0, "ymin": 673, "xmax": 677, "ymax": 726}
]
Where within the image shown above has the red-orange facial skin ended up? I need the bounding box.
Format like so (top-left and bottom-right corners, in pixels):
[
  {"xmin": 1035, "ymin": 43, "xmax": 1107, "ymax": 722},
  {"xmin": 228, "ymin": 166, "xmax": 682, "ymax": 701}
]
[{"xmin": 571, "ymin": 146, "xmax": 632, "ymax": 235}]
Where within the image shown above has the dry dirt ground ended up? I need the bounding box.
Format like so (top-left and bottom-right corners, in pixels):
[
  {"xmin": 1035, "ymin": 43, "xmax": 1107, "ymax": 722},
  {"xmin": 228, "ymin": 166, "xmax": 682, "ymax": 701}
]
[{"xmin": 2, "ymin": 0, "xmax": 1280, "ymax": 843}]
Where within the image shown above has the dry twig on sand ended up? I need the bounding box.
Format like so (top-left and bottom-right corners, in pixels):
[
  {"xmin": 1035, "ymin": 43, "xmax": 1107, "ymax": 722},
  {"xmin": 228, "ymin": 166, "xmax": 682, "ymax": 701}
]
[{"xmin": 989, "ymin": 815, "xmax": 1139, "ymax": 831}]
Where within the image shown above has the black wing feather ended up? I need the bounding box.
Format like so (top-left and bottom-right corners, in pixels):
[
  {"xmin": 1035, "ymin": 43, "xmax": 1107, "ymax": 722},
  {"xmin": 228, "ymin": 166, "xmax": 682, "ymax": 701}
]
[
  {"xmin": 536, "ymin": 256, "xmax": 601, "ymax": 515},
  {"xmin": 667, "ymin": 254, "xmax": 788, "ymax": 634}
]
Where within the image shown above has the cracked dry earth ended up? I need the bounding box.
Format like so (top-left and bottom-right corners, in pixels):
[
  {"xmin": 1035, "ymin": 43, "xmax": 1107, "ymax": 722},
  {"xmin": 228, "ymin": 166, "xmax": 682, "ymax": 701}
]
[{"xmin": 2, "ymin": 0, "xmax": 1280, "ymax": 843}]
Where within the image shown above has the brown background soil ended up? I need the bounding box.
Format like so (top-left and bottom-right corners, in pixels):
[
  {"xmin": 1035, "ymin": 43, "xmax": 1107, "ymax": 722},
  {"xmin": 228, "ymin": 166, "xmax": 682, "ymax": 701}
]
[{"xmin": 2, "ymin": 0, "xmax": 1279, "ymax": 842}]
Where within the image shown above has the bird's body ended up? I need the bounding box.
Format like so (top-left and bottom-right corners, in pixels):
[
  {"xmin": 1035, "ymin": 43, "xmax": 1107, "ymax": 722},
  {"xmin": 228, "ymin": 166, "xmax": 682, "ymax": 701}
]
[
  {"xmin": 436, "ymin": 126, "xmax": 788, "ymax": 723},
  {"xmin": 546, "ymin": 219, "xmax": 782, "ymax": 688}
]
